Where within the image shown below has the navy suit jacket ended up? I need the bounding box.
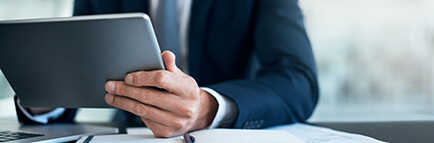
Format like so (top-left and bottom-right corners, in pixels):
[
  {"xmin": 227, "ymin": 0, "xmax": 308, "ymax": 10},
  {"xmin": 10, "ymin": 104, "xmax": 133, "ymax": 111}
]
[{"xmin": 17, "ymin": 0, "xmax": 318, "ymax": 129}]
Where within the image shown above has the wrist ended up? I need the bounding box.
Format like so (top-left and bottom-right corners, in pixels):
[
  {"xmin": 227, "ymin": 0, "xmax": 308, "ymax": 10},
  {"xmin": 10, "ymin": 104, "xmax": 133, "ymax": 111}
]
[
  {"xmin": 193, "ymin": 89, "xmax": 218, "ymax": 130},
  {"xmin": 29, "ymin": 108, "xmax": 55, "ymax": 115}
]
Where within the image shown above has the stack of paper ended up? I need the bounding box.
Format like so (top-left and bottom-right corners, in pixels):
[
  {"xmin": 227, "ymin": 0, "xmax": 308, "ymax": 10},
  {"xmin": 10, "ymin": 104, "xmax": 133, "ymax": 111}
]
[
  {"xmin": 266, "ymin": 123, "xmax": 387, "ymax": 143},
  {"xmin": 77, "ymin": 123, "xmax": 387, "ymax": 143},
  {"xmin": 78, "ymin": 128, "xmax": 304, "ymax": 143}
]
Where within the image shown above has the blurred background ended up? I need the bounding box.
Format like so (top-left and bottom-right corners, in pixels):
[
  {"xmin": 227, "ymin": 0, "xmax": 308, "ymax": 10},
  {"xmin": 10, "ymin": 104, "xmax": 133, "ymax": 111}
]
[{"xmin": 1, "ymin": 0, "xmax": 434, "ymax": 123}]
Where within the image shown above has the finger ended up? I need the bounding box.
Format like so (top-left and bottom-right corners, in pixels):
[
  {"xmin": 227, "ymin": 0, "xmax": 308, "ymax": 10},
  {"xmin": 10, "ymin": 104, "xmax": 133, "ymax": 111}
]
[
  {"xmin": 124, "ymin": 70, "xmax": 195, "ymax": 96},
  {"xmin": 123, "ymin": 50, "xmax": 183, "ymax": 89},
  {"xmin": 105, "ymin": 94, "xmax": 183, "ymax": 128},
  {"xmin": 105, "ymin": 81, "xmax": 182, "ymax": 111},
  {"xmin": 142, "ymin": 118, "xmax": 182, "ymax": 138},
  {"xmin": 161, "ymin": 50, "xmax": 179, "ymax": 73}
]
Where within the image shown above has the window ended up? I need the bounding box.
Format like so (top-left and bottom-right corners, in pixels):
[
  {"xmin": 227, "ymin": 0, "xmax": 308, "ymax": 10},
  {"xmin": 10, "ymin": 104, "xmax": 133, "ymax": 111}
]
[{"xmin": 1, "ymin": 0, "xmax": 434, "ymax": 122}]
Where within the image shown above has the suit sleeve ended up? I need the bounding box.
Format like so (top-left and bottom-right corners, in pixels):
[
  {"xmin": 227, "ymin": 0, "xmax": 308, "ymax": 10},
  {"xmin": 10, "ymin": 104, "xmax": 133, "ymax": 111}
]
[
  {"xmin": 208, "ymin": 0, "xmax": 318, "ymax": 129},
  {"xmin": 14, "ymin": 96, "xmax": 77, "ymax": 124},
  {"xmin": 73, "ymin": 0, "xmax": 94, "ymax": 16}
]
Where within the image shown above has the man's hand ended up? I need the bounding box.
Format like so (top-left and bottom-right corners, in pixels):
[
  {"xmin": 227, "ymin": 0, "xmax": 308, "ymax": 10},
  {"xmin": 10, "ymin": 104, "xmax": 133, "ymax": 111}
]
[{"xmin": 104, "ymin": 51, "xmax": 218, "ymax": 138}]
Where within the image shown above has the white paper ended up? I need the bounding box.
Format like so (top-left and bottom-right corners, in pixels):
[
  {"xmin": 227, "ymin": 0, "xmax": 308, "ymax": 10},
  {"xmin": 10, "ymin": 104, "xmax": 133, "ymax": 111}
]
[
  {"xmin": 81, "ymin": 128, "xmax": 304, "ymax": 143},
  {"xmin": 77, "ymin": 128, "xmax": 183, "ymax": 143},
  {"xmin": 126, "ymin": 127, "xmax": 154, "ymax": 135},
  {"xmin": 266, "ymin": 123, "xmax": 387, "ymax": 143},
  {"xmin": 189, "ymin": 129, "xmax": 304, "ymax": 143},
  {"xmin": 78, "ymin": 134, "xmax": 183, "ymax": 143},
  {"xmin": 80, "ymin": 123, "xmax": 387, "ymax": 143}
]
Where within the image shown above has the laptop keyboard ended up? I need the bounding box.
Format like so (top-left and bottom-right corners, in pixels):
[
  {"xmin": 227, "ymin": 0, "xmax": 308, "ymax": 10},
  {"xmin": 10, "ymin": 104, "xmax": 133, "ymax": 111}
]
[{"xmin": 0, "ymin": 131, "xmax": 44, "ymax": 142}]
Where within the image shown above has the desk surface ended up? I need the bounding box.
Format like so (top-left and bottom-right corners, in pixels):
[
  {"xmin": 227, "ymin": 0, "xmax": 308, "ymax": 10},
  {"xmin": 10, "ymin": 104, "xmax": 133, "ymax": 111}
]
[
  {"xmin": 313, "ymin": 121, "xmax": 434, "ymax": 143},
  {"xmin": 81, "ymin": 121, "xmax": 434, "ymax": 143},
  {"xmin": 2, "ymin": 118, "xmax": 432, "ymax": 143}
]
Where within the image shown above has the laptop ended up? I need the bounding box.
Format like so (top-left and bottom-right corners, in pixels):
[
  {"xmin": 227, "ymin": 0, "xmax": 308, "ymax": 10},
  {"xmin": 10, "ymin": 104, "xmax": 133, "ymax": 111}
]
[
  {"xmin": 0, "ymin": 119, "xmax": 118, "ymax": 142},
  {"xmin": 0, "ymin": 13, "xmax": 165, "ymax": 108}
]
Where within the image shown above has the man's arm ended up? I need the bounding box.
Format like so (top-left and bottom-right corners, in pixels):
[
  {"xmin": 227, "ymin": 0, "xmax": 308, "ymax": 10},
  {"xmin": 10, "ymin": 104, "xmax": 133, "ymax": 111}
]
[
  {"xmin": 14, "ymin": 96, "xmax": 77, "ymax": 124},
  {"xmin": 208, "ymin": 0, "xmax": 318, "ymax": 129},
  {"xmin": 201, "ymin": 87, "xmax": 238, "ymax": 128},
  {"xmin": 71, "ymin": 0, "xmax": 317, "ymax": 137}
]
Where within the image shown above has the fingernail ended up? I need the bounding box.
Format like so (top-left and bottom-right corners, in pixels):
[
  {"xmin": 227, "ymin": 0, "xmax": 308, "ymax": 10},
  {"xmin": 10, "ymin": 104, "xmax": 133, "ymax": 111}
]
[
  {"xmin": 125, "ymin": 74, "xmax": 133, "ymax": 84},
  {"xmin": 106, "ymin": 81, "xmax": 115, "ymax": 92},
  {"xmin": 106, "ymin": 94, "xmax": 114, "ymax": 103}
]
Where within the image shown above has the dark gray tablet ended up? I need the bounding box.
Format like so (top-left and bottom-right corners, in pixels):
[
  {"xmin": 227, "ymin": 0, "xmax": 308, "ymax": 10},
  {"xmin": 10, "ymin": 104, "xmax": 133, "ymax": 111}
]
[{"xmin": 0, "ymin": 13, "xmax": 165, "ymax": 108}]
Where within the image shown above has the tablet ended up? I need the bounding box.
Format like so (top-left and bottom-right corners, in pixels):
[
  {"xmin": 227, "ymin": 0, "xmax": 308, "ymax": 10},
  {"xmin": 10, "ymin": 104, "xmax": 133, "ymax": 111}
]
[{"xmin": 0, "ymin": 13, "xmax": 165, "ymax": 108}]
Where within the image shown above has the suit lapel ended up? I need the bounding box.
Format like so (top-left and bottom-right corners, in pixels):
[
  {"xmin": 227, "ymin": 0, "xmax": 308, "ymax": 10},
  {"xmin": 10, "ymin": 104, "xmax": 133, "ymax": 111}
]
[{"xmin": 188, "ymin": 0, "xmax": 215, "ymax": 79}]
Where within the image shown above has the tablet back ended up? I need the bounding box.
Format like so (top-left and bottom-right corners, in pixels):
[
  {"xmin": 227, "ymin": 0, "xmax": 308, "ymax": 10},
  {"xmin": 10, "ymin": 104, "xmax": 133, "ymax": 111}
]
[{"xmin": 0, "ymin": 13, "xmax": 164, "ymax": 108}]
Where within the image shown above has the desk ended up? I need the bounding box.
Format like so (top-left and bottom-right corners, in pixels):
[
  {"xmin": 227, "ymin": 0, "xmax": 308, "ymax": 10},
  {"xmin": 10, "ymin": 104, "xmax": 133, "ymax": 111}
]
[
  {"xmin": 82, "ymin": 121, "xmax": 434, "ymax": 143},
  {"xmin": 1, "ymin": 118, "xmax": 429, "ymax": 143},
  {"xmin": 313, "ymin": 121, "xmax": 434, "ymax": 143}
]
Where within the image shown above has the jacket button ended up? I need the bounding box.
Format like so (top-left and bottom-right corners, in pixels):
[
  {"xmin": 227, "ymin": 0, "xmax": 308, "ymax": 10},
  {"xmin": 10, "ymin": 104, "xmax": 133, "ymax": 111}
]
[
  {"xmin": 253, "ymin": 120, "xmax": 260, "ymax": 128},
  {"xmin": 242, "ymin": 121, "xmax": 250, "ymax": 129}
]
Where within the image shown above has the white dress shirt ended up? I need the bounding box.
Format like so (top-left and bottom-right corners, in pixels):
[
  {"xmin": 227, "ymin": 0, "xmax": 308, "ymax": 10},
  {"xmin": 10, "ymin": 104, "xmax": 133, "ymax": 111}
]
[
  {"xmin": 19, "ymin": 0, "xmax": 238, "ymax": 128},
  {"xmin": 16, "ymin": 98, "xmax": 65, "ymax": 124}
]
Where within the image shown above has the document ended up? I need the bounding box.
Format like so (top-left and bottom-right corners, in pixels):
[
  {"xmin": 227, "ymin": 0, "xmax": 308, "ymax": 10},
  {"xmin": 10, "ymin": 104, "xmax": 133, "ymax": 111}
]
[
  {"xmin": 266, "ymin": 123, "xmax": 387, "ymax": 143},
  {"xmin": 77, "ymin": 128, "xmax": 304, "ymax": 143},
  {"xmin": 77, "ymin": 123, "xmax": 386, "ymax": 143}
]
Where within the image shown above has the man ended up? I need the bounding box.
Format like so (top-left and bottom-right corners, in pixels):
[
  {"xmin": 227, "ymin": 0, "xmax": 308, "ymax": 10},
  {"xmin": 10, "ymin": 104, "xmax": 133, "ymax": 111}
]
[{"xmin": 15, "ymin": 0, "xmax": 318, "ymax": 138}]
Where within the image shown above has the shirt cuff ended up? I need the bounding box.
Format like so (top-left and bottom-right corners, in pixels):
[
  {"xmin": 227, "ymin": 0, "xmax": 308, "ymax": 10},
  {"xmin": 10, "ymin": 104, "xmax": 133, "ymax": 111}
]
[
  {"xmin": 201, "ymin": 87, "xmax": 238, "ymax": 128},
  {"xmin": 16, "ymin": 98, "xmax": 65, "ymax": 124}
]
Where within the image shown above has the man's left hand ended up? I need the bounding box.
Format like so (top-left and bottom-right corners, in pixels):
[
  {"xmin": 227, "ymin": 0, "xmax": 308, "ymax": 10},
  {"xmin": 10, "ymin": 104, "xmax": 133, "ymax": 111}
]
[{"xmin": 104, "ymin": 51, "xmax": 218, "ymax": 138}]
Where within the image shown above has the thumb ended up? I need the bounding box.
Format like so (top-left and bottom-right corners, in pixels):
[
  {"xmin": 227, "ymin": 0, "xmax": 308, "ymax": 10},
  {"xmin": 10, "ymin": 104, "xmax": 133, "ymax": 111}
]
[{"xmin": 161, "ymin": 50, "xmax": 179, "ymax": 72}]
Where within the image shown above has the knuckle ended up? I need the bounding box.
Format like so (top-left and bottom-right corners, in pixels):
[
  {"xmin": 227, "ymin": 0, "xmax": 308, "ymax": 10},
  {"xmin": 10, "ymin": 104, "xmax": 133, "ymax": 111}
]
[
  {"xmin": 135, "ymin": 72, "xmax": 146, "ymax": 84},
  {"xmin": 115, "ymin": 83, "xmax": 127, "ymax": 95},
  {"xmin": 134, "ymin": 104, "xmax": 147, "ymax": 117},
  {"xmin": 187, "ymin": 88, "xmax": 200, "ymax": 99},
  {"xmin": 139, "ymin": 92, "xmax": 152, "ymax": 103},
  {"xmin": 184, "ymin": 80, "xmax": 199, "ymax": 96},
  {"xmin": 154, "ymin": 71, "xmax": 168, "ymax": 87},
  {"xmin": 181, "ymin": 106, "xmax": 196, "ymax": 118},
  {"xmin": 172, "ymin": 119, "xmax": 187, "ymax": 129}
]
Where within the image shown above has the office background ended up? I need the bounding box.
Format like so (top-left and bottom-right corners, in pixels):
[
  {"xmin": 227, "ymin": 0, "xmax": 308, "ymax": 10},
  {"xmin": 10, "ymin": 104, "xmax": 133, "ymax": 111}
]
[{"xmin": 1, "ymin": 0, "xmax": 434, "ymax": 123}]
